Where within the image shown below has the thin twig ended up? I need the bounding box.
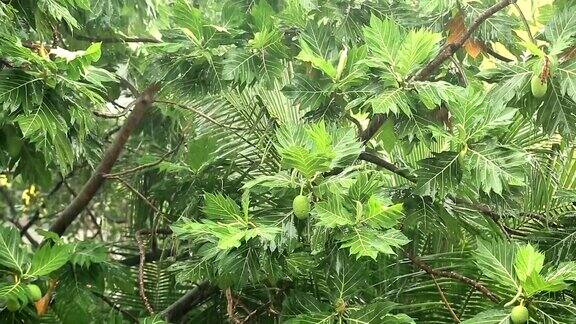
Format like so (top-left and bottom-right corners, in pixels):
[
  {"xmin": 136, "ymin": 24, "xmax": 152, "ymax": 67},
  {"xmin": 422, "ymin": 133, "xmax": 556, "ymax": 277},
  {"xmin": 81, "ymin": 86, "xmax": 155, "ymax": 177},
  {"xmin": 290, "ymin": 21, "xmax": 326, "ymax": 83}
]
[
  {"xmin": 75, "ymin": 35, "xmax": 161, "ymax": 44},
  {"xmin": 108, "ymin": 176, "xmax": 162, "ymax": 215},
  {"xmin": 431, "ymin": 274, "xmax": 461, "ymax": 323},
  {"xmin": 135, "ymin": 230, "xmax": 154, "ymax": 315},
  {"xmin": 450, "ymin": 56, "xmax": 468, "ymax": 87},
  {"xmin": 0, "ymin": 187, "xmax": 39, "ymax": 246},
  {"xmin": 93, "ymin": 101, "xmax": 135, "ymax": 119},
  {"xmin": 157, "ymin": 99, "xmax": 247, "ymax": 131},
  {"xmin": 407, "ymin": 253, "xmax": 500, "ymax": 303},
  {"xmin": 62, "ymin": 181, "xmax": 102, "ymax": 239},
  {"xmin": 104, "ymin": 142, "xmax": 183, "ymax": 178},
  {"xmin": 92, "ymin": 291, "xmax": 139, "ymax": 323},
  {"xmin": 483, "ymin": 44, "xmax": 514, "ymax": 62},
  {"xmin": 513, "ymin": 3, "xmax": 535, "ymax": 44}
]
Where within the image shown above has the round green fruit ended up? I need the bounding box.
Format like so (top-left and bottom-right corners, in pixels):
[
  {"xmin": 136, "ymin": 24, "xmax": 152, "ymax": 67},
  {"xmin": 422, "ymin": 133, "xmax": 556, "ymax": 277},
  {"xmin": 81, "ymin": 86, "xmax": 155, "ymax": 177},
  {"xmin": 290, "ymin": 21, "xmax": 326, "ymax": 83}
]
[
  {"xmin": 293, "ymin": 195, "xmax": 311, "ymax": 219},
  {"xmin": 510, "ymin": 305, "xmax": 529, "ymax": 324},
  {"xmin": 531, "ymin": 74, "xmax": 547, "ymax": 98},
  {"xmin": 27, "ymin": 284, "xmax": 42, "ymax": 301},
  {"xmin": 5, "ymin": 299, "xmax": 20, "ymax": 312}
]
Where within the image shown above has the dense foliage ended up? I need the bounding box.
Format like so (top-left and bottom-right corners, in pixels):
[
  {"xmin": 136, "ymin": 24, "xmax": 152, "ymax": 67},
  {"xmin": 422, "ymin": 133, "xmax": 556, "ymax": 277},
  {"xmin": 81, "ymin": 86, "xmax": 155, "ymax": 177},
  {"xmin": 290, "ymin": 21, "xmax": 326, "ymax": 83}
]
[{"xmin": 1, "ymin": 0, "xmax": 576, "ymax": 323}]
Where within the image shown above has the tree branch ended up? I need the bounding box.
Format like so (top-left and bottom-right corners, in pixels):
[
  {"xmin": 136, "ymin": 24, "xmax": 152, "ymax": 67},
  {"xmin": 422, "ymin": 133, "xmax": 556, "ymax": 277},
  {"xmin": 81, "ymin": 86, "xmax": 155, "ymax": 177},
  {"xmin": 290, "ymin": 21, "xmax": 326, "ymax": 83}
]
[
  {"xmin": 407, "ymin": 253, "xmax": 500, "ymax": 303},
  {"xmin": 75, "ymin": 35, "xmax": 161, "ymax": 44},
  {"xmin": 360, "ymin": 0, "xmax": 517, "ymax": 143},
  {"xmin": 92, "ymin": 291, "xmax": 139, "ymax": 323},
  {"xmin": 48, "ymin": 84, "xmax": 160, "ymax": 237},
  {"xmin": 431, "ymin": 274, "xmax": 461, "ymax": 323},
  {"xmin": 162, "ymin": 281, "xmax": 216, "ymax": 323},
  {"xmin": 358, "ymin": 152, "xmax": 417, "ymax": 183},
  {"xmin": 414, "ymin": 0, "xmax": 517, "ymax": 81}
]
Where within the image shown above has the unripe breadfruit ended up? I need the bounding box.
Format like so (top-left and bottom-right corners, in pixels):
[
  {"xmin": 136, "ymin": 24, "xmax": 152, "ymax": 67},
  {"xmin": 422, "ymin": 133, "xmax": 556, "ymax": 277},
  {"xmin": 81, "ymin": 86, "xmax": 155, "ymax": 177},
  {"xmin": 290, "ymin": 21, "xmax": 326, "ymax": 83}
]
[
  {"xmin": 510, "ymin": 305, "xmax": 529, "ymax": 324},
  {"xmin": 27, "ymin": 284, "xmax": 42, "ymax": 301},
  {"xmin": 531, "ymin": 73, "xmax": 547, "ymax": 98},
  {"xmin": 293, "ymin": 195, "xmax": 310, "ymax": 219},
  {"xmin": 5, "ymin": 299, "xmax": 20, "ymax": 312}
]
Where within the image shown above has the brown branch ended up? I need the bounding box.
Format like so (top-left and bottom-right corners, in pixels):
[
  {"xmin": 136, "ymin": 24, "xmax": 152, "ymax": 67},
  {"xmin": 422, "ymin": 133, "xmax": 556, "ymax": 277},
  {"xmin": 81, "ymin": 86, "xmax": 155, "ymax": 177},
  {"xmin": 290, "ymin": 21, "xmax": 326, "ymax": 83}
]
[
  {"xmin": 407, "ymin": 253, "xmax": 500, "ymax": 303},
  {"xmin": 135, "ymin": 229, "xmax": 157, "ymax": 315},
  {"xmin": 431, "ymin": 274, "xmax": 461, "ymax": 323},
  {"xmin": 48, "ymin": 84, "xmax": 160, "ymax": 237},
  {"xmin": 162, "ymin": 281, "xmax": 216, "ymax": 322},
  {"xmin": 108, "ymin": 176, "xmax": 163, "ymax": 215},
  {"xmin": 414, "ymin": 0, "xmax": 517, "ymax": 81},
  {"xmin": 358, "ymin": 152, "xmax": 417, "ymax": 183},
  {"xmin": 226, "ymin": 288, "xmax": 242, "ymax": 324},
  {"xmin": 360, "ymin": 0, "xmax": 516, "ymax": 143},
  {"xmin": 75, "ymin": 35, "xmax": 161, "ymax": 44},
  {"xmin": 62, "ymin": 181, "xmax": 102, "ymax": 239},
  {"xmin": 93, "ymin": 101, "xmax": 135, "ymax": 119},
  {"xmin": 104, "ymin": 142, "xmax": 183, "ymax": 178},
  {"xmin": 92, "ymin": 291, "xmax": 138, "ymax": 323}
]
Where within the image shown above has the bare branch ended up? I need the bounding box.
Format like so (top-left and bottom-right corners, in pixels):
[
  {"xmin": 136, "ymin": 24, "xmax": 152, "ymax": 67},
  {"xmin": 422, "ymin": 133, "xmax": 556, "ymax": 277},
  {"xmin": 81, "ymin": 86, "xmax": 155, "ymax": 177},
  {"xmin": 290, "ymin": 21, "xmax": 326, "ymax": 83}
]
[
  {"xmin": 431, "ymin": 274, "xmax": 461, "ymax": 323},
  {"xmin": 414, "ymin": 0, "xmax": 517, "ymax": 81},
  {"xmin": 157, "ymin": 99, "xmax": 247, "ymax": 131},
  {"xmin": 162, "ymin": 281, "xmax": 216, "ymax": 322},
  {"xmin": 407, "ymin": 253, "xmax": 500, "ymax": 303},
  {"xmin": 104, "ymin": 142, "xmax": 183, "ymax": 178},
  {"xmin": 75, "ymin": 35, "xmax": 161, "ymax": 44},
  {"xmin": 48, "ymin": 84, "xmax": 160, "ymax": 237}
]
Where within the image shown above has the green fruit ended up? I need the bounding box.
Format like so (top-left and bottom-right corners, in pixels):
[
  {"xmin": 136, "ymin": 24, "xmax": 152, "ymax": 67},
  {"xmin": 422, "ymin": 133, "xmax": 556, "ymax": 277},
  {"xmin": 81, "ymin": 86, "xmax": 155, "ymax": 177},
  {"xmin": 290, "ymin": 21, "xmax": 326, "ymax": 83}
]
[
  {"xmin": 510, "ymin": 305, "xmax": 529, "ymax": 324},
  {"xmin": 5, "ymin": 299, "xmax": 20, "ymax": 312},
  {"xmin": 531, "ymin": 74, "xmax": 547, "ymax": 98},
  {"xmin": 293, "ymin": 195, "xmax": 310, "ymax": 219},
  {"xmin": 27, "ymin": 284, "xmax": 42, "ymax": 301}
]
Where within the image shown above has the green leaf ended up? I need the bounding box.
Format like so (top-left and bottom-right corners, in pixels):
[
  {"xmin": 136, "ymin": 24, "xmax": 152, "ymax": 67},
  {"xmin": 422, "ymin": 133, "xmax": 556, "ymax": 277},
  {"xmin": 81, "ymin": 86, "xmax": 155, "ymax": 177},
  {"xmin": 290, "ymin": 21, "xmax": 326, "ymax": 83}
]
[
  {"xmin": 186, "ymin": 134, "xmax": 218, "ymax": 171},
  {"xmin": 203, "ymin": 193, "xmax": 244, "ymax": 223},
  {"xmin": 26, "ymin": 243, "xmax": 71, "ymax": 277},
  {"xmin": 70, "ymin": 243, "xmax": 108, "ymax": 268},
  {"xmin": 313, "ymin": 195, "xmax": 354, "ymax": 228},
  {"xmin": 462, "ymin": 309, "xmax": 510, "ymax": 324},
  {"xmin": 362, "ymin": 196, "xmax": 403, "ymax": 229},
  {"xmin": 415, "ymin": 151, "xmax": 462, "ymax": 198},
  {"xmin": 396, "ymin": 29, "xmax": 441, "ymax": 76},
  {"xmin": 280, "ymin": 146, "xmax": 332, "ymax": 178},
  {"xmin": 558, "ymin": 60, "xmax": 576, "ymax": 103},
  {"xmin": 39, "ymin": 0, "xmax": 79, "ymax": 28},
  {"xmin": 523, "ymin": 272, "xmax": 566, "ymax": 297},
  {"xmin": 514, "ymin": 243, "xmax": 545, "ymax": 283},
  {"xmin": 0, "ymin": 69, "xmax": 43, "ymax": 112},
  {"xmin": 283, "ymin": 74, "xmax": 330, "ymax": 111},
  {"xmin": 363, "ymin": 15, "xmax": 403, "ymax": 67},
  {"xmin": 250, "ymin": 0, "xmax": 276, "ymax": 31},
  {"xmin": 537, "ymin": 83, "xmax": 576, "ymax": 139},
  {"xmin": 341, "ymin": 228, "xmax": 409, "ymax": 260},
  {"xmin": 0, "ymin": 226, "xmax": 27, "ymax": 274},
  {"xmin": 296, "ymin": 38, "xmax": 336, "ymax": 79},
  {"xmin": 474, "ymin": 240, "xmax": 519, "ymax": 293},
  {"xmin": 15, "ymin": 104, "xmax": 74, "ymax": 173},
  {"xmin": 545, "ymin": 6, "xmax": 576, "ymax": 54},
  {"xmin": 466, "ymin": 144, "xmax": 526, "ymax": 195},
  {"xmin": 346, "ymin": 301, "xmax": 409, "ymax": 324},
  {"xmin": 370, "ymin": 88, "xmax": 411, "ymax": 116}
]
